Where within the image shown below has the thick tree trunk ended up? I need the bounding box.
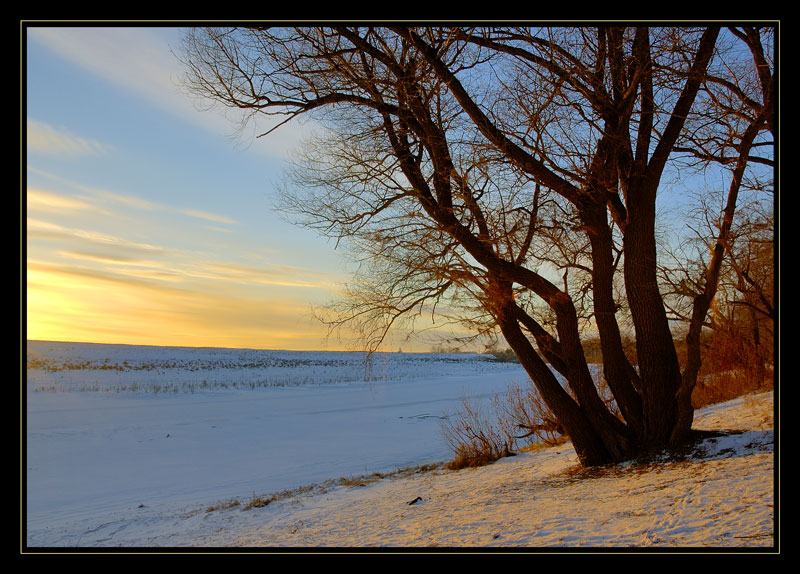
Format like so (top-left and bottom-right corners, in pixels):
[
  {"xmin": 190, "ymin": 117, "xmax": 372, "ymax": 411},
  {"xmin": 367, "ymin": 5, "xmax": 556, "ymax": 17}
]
[
  {"xmin": 582, "ymin": 204, "xmax": 644, "ymax": 437},
  {"xmin": 498, "ymin": 308, "xmax": 615, "ymax": 466},
  {"xmin": 624, "ymin": 176, "xmax": 684, "ymax": 448},
  {"xmin": 496, "ymin": 282, "xmax": 635, "ymax": 465},
  {"xmin": 547, "ymin": 291, "xmax": 636, "ymax": 461},
  {"xmin": 621, "ymin": 28, "xmax": 719, "ymax": 449}
]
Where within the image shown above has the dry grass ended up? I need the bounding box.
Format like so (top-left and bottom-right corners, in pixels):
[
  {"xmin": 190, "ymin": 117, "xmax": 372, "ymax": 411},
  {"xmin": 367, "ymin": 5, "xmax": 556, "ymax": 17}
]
[
  {"xmin": 441, "ymin": 378, "xmax": 577, "ymax": 470},
  {"xmin": 205, "ymin": 498, "xmax": 241, "ymax": 513},
  {"xmin": 692, "ymin": 366, "xmax": 774, "ymax": 410},
  {"xmin": 441, "ymin": 395, "xmax": 515, "ymax": 470},
  {"xmin": 204, "ymin": 463, "xmax": 444, "ymax": 514},
  {"xmin": 242, "ymin": 493, "xmax": 277, "ymax": 510},
  {"xmin": 446, "ymin": 442, "xmax": 511, "ymax": 470},
  {"xmin": 518, "ymin": 435, "xmax": 569, "ymax": 454}
]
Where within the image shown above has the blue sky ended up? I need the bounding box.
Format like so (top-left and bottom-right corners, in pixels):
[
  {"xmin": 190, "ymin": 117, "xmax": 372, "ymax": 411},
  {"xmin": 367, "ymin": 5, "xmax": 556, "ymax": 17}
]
[
  {"xmin": 25, "ymin": 25, "xmax": 771, "ymax": 353},
  {"xmin": 24, "ymin": 26, "xmax": 365, "ymax": 351}
]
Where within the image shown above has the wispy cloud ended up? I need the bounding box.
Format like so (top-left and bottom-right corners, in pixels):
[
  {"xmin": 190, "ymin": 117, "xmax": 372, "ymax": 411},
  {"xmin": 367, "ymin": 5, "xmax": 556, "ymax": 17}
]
[
  {"xmin": 27, "ymin": 218, "xmax": 90, "ymax": 242},
  {"xmin": 204, "ymin": 226, "xmax": 233, "ymax": 234},
  {"xmin": 26, "ymin": 258, "xmax": 333, "ymax": 350},
  {"xmin": 70, "ymin": 229, "xmax": 164, "ymax": 253},
  {"xmin": 57, "ymin": 250, "xmax": 164, "ymax": 266},
  {"xmin": 182, "ymin": 209, "xmax": 238, "ymax": 225},
  {"xmin": 27, "ymin": 188, "xmax": 99, "ymax": 213},
  {"xmin": 28, "ymin": 28, "xmax": 187, "ymax": 121},
  {"xmin": 27, "ymin": 217, "xmax": 166, "ymax": 257},
  {"xmin": 27, "ymin": 118, "xmax": 111, "ymax": 157},
  {"xmin": 89, "ymin": 189, "xmax": 162, "ymax": 211},
  {"xmin": 28, "ymin": 215, "xmax": 334, "ymax": 294},
  {"xmin": 27, "ymin": 169, "xmax": 236, "ymax": 227},
  {"xmin": 27, "ymin": 168, "xmax": 162, "ymax": 212},
  {"xmin": 27, "ymin": 259, "xmax": 188, "ymax": 296},
  {"xmin": 26, "ymin": 26, "xmax": 316, "ymax": 160},
  {"xmin": 201, "ymin": 261, "xmax": 338, "ymax": 289}
]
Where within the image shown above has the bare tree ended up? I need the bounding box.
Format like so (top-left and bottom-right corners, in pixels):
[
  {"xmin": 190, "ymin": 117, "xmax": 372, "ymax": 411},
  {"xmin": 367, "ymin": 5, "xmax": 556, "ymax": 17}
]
[
  {"xmin": 180, "ymin": 25, "xmax": 774, "ymax": 467},
  {"xmin": 662, "ymin": 193, "xmax": 774, "ymax": 389},
  {"xmin": 658, "ymin": 26, "xmax": 774, "ymax": 437}
]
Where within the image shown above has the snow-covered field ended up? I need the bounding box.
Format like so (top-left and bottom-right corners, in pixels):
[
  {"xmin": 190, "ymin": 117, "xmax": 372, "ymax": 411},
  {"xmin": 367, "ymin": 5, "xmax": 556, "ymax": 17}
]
[{"xmin": 24, "ymin": 341, "xmax": 776, "ymax": 551}]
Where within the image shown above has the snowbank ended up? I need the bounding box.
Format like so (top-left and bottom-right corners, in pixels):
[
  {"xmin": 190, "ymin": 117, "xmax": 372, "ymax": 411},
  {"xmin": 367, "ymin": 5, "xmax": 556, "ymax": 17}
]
[{"xmin": 24, "ymin": 342, "xmax": 776, "ymax": 550}]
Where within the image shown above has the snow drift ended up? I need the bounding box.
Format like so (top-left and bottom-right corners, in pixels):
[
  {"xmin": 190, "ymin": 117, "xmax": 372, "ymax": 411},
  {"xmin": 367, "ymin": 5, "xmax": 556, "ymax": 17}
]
[{"xmin": 24, "ymin": 341, "xmax": 776, "ymax": 549}]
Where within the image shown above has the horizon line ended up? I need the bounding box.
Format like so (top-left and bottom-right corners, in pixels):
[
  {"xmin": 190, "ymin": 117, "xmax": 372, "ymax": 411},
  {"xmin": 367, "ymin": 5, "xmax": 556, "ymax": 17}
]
[{"xmin": 24, "ymin": 338, "xmax": 485, "ymax": 355}]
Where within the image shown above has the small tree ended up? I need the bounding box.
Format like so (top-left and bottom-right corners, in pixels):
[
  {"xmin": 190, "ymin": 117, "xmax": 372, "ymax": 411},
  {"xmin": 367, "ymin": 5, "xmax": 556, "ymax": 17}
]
[
  {"xmin": 659, "ymin": 26, "xmax": 774, "ymax": 414},
  {"xmin": 662, "ymin": 196, "xmax": 774, "ymax": 405},
  {"xmin": 180, "ymin": 25, "xmax": 774, "ymax": 466}
]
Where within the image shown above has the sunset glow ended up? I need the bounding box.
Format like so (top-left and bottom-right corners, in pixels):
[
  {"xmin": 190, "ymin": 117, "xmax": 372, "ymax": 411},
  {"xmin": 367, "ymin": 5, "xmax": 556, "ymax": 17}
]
[{"xmin": 24, "ymin": 27, "xmax": 363, "ymax": 351}]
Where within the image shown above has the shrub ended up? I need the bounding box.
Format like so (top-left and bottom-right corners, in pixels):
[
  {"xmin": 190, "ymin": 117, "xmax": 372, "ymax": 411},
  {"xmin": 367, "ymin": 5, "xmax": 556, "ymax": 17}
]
[
  {"xmin": 690, "ymin": 323, "xmax": 774, "ymax": 409},
  {"xmin": 440, "ymin": 378, "xmax": 574, "ymax": 469},
  {"xmin": 205, "ymin": 498, "xmax": 240, "ymax": 513},
  {"xmin": 692, "ymin": 366, "xmax": 774, "ymax": 409},
  {"xmin": 493, "ymin": 380, "xmax": 567, "ymax": 448},
  {"xmin": 242, "ymin": 492, "xmax": 276, "ymax": 510},
  {"xmin": 441, "ymin": 395, "xmax": 514, "ymax": 470}
]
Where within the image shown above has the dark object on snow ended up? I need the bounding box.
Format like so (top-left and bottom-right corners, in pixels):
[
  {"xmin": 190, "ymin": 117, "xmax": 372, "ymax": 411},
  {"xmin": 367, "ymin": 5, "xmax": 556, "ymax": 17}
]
[{"xmin": 407, "ymin": 496, "xmax": 423, "ymax": 505}]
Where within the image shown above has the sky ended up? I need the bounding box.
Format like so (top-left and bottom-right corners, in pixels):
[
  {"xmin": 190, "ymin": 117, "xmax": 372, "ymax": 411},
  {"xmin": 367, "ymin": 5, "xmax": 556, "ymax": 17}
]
[
  {"xmin": 24, "ymin": 25, "xmax": 379, "ymax": 352},
  {"xmin": 23, "ymin": 25, "xmax": 773, "ymax": 354}
]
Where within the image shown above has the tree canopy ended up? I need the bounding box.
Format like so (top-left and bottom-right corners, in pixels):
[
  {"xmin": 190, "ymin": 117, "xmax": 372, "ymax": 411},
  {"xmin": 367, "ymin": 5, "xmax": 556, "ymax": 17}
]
[{"xmin": 180, "ymin": 25, "xmax": 775, "ymax": 466}]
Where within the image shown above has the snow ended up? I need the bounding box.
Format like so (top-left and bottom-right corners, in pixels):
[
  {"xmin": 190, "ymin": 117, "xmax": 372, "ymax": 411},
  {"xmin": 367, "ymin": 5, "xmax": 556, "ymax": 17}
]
[{"xmin": 24, "ymin": 341, "xmax": 776, "ymax": 550}]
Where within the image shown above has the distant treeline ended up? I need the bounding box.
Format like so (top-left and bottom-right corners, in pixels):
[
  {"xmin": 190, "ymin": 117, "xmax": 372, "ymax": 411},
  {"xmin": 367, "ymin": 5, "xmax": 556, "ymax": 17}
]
[{"xmin": 479, "ymin": 335, "xmax": 717, "ymax": 366}]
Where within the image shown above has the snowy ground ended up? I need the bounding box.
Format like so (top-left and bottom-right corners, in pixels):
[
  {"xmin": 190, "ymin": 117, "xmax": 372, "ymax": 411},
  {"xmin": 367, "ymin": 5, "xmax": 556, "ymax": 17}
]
[{"xmin": 23, "ymin": 341, "xmax": 776, "ymax": 551}]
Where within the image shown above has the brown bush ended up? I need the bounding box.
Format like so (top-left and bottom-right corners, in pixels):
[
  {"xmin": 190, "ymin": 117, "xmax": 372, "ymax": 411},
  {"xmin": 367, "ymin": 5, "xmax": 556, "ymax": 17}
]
[
  {"xmin": 493, "ymin": 381, "xmax": 567, "ymax": 448},
  {"xmin": 691, "ymin": 320, "xmax": 773, "ymax": 409},
  {"xmin": 692, "ymin": 365, "xmax": 773, "ymax": 409},
  {"xmin": 441, "ymin": 379, "xmax": 572, "ymax": 469},
  {"xmin": 441, "ymin": 396, "xmax": 514, "ymax": 470}
]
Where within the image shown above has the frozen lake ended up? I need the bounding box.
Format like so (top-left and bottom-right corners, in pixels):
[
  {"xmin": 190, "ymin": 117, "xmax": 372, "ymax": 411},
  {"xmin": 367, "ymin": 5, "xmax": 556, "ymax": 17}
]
[{"xmin": 25, "ymin": 341, "xmax": 528, "ymax": 539}]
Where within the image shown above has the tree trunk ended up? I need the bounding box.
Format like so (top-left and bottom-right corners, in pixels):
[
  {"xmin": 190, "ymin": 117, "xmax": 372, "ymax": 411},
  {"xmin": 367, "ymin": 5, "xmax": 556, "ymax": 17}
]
[
  {"xmin": 496, "ymin": 283, "xmax": 634, "ymax": 465},
  {"xmin": 498, "ymin": 306, "xmax": 615, "ymax": 466},
  {"xmin": 624, "ymin": 175, "xmax": 684, "ymax": 448},
  {"xmin": 671, "ymin": 102, "xmax": 768, "ymax": 445},
  {"xmin": 582, "ymin": 203, "xmax": 644, "ymax": 437}
]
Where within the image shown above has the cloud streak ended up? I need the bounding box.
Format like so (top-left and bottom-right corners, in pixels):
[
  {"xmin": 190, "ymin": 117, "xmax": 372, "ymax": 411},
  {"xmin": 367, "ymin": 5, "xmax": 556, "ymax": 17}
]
[
  {"xmin": 27, "ymin": 169, "xmax": 237, "ymax": 229},
  {"xmin": 27, "ymin": 118, "xmax": 112, "ymax": 157},
  {"xmin": 182, "ymin": 209, "xmax": 238, "ymax": 225},
  {"xmin": 27, "ymin": 217, "xmax": 167, "ymax": 259},
  {"xmin": 27, "ymin": 188, "xmax": 99, "ymax": 214},
  {"xmin": 26, "ymin": 26, "xmax": 317, "ymax": 161},
  {"xmin": 200, "ymin": 261, "xmax": 339, "ymax": 289},
  {"xmin": 28, "ymin": 28, "xmax": 188, "ymax": 124}
]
